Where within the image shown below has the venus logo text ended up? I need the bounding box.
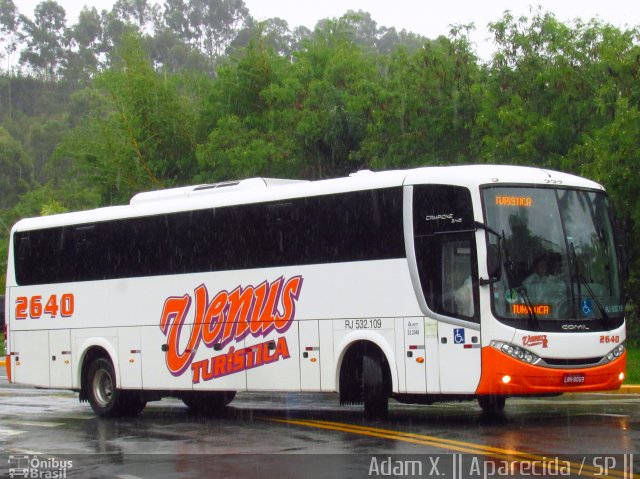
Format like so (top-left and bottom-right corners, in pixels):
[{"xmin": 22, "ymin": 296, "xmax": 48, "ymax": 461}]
[{"xmin": 159, "ymin": 276, "xmax": 303, "ymax": 382}]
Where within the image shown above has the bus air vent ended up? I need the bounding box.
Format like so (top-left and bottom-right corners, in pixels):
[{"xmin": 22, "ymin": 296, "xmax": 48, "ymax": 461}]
[{"xmin": 129, "ymin": 177, "xmax": 308, "ymax": 205}]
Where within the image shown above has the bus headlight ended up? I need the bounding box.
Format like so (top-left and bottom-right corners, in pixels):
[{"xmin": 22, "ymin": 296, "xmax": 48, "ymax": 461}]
[
  {"xmin": 605, "ymin": 343, "xmax": 625, "ymax": 363},
  {"xmin": 490, "ymin": 340, "xmax": 540, "ymax": 365}
]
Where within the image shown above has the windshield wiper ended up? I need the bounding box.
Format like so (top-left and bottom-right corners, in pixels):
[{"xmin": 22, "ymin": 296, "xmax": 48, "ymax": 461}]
[
  {"xmin": 516, "ymin": 283, "xmax": 540, "ymax": 330},
  {"xmin": 569, "ymin": 242, "xmax": 611, "ymax": 326},
  {"xmin": 501, "ymin": 230, "xmax": 540, "ymax": 329}
]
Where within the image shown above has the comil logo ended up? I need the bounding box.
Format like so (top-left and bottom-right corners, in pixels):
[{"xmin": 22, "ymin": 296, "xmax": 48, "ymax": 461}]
[{"xmin": 159, "ymin": 276, "xmax": 303, "ymax": 383}]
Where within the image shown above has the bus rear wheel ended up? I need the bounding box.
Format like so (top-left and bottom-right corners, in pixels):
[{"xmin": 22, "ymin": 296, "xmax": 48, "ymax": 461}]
[
  {"xmin": 182, "ymin": 391, "xmax": 236, "ymax": 415},
  {"xmin": 87, "ymin": 358, "xmax": 129, "ymax": 417},
  {"xmin": 362, "ymin": 352, "xmax": 388, "ymax": 418}
]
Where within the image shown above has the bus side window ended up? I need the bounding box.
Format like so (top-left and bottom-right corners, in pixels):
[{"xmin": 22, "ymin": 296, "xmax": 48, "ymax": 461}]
[
  {"xmin": 443, "ymin": 239, "xmax": 475, "ymax": 317},
  {"xmin": 413, "ymin": 185, "xmax": 479, "ymax": 322}
]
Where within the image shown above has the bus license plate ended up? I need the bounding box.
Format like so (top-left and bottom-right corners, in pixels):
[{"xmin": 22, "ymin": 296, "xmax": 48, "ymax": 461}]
[{"xmin": 563, "ymin": 373, "xmax": 585, "ymax": 385}]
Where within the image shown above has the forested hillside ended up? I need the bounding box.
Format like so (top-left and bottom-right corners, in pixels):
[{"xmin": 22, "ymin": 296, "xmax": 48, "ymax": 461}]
[{"xmin": 1, "ymin": 1, "xmax": 639, "ymax": 333}]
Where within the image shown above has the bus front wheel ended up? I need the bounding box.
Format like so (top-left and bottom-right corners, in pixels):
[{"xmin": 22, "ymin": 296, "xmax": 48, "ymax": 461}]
[{"xmin": 477, "ymin": 395, "xmax": 506, "ymax": 415}]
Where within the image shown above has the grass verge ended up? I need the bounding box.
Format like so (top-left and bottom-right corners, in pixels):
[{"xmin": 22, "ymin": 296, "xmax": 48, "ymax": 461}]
[{"xmin": 625, "ymin": 341, "xmax": 639, "ymax": 384}]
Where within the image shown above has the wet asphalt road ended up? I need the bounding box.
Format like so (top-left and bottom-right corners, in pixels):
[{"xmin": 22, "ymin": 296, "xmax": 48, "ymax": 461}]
[{"xmin": 1, "ymin": 368, "xmax": 639, "ymax": 479}]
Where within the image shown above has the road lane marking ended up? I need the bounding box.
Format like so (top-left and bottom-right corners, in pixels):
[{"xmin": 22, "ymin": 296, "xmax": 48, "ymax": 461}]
[
  {"xmin": 8, "ymin": 421, "xmax": 65, "ymax": 428},
  {"xmin": 575, "ymin": 413, "xmax": 630, "ymax": 418},
  {"xmin": 0, "ymin": 427, "xmax": 26, "ymax": 437},
  {"xmin": 271, "ymin": 417, "xmax": 506, "ymax": 454},
  {"xmin": 9, "ymin": 448, "xmax": 44, "ymax": 455},
  {"xmin": 270, "ymin": 418, "xmax": 628, "ymax": 479}
]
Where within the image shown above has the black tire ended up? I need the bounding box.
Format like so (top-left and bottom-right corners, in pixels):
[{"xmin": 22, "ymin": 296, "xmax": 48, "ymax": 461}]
[
  {"xmin": 182, "ymin": 391, "xmax": 236, "ymax": 415},
  {"xmin": 478, "ymin": 395, "xmax": 506, "ymax": 415},
  {"xmin": 119, "ymin": 392, "xmax": 147, "ymax": 417},
  {"xmin": 87, "ymin": 358, "xmax": 128, "ymax": 417},
  {"xmin": 362, "ymin": 352, "xmax": 388, "ymax": 418}
]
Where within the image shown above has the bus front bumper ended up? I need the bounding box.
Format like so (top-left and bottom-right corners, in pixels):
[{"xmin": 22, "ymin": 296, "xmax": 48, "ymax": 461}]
[{"xmin": 476, "ymin": 346, "xmax": 626, "ymax": 395}]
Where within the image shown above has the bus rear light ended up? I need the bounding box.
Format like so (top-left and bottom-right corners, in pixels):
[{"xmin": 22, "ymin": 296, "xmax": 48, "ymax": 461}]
[{"xmin": 490, "ymin": 340, "xmax": 540, "ymax": 365}]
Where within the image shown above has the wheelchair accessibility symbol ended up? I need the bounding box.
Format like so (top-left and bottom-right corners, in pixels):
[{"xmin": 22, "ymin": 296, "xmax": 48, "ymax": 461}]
[
  {"xmin": 453, "ymin": 328, "xmax": 465, "ymax": 344},
  {"xmin": 581, "ymin": 299, "xmax": 593, "ymax": 316}
]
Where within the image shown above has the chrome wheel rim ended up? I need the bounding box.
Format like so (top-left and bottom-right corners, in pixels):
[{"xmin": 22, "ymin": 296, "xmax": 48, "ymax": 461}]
[{"xmin": 92, "ymin": 368, "xmax": 114, "ymax": 408}]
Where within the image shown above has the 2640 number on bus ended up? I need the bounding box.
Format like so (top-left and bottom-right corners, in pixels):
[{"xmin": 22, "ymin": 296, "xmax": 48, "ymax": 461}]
[{"xmin": 15, "ymin": 294, "xmax": 75, "ymax": 320}]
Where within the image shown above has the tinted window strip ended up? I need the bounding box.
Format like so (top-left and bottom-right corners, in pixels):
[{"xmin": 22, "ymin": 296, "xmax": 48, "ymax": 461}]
[{"xmin": 15, "ymin": 188, "xmax": 405, "ymax": 285}]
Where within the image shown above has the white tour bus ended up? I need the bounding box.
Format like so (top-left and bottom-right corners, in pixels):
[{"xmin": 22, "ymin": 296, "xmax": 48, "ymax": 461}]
[{"xmin": 4, "ymin": 166, "xmax": 627, "ymax": 417}]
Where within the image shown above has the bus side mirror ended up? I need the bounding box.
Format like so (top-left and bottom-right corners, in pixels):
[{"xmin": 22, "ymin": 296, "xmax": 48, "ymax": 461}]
[
  {"xmin": 480, "ymin": 242, "xmax": 502, "ymax": 286},
  {"xmin": 474, "ymin": 221, "xmax": 502, "ymax": 286},
  {"xmin": 487, "ymin": 244, "xmax": 501, "ymax": 280}
]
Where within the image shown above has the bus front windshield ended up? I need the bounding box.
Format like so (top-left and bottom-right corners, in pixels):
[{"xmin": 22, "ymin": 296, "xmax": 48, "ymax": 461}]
[{"xmin": 482, "ymin": 186, "xmax": 624, "ymax": 331}]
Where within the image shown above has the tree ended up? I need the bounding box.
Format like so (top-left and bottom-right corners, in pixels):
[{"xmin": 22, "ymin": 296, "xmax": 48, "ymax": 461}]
[
  {"xmin": 163, "ymin": 0, "xmax": 190, "ymax": 40},
  {"xmin": 145, "ymin": 27, "xmax": 213, "ymax": 73},
  {"xmin": 359, "ymin": 27, "xmax": 481, "ymax": 169},
  {"xmin": 197, "ymin": 33, "xmax": 298, "ymax": 180},
  {"xmin": 99, "ymin": 8, "xmax": 139, "ymax": 63},
  {"xmin": 315, "ymin": 11, "xmax": 426, "ymax": 54},
  {"xmin": 112, "ymin": 0, "xmax": 158, "ymax": 32},
  {"xmin": 19, "ymin": 0, "xmax": 67, "ymax": 79},
  {"xmin": 293, "ymin": 24, "xmax": 382, "ymax": 177},
  {"xmin": 335, "ymin": 10, "xmax": 380, "ymax": 50},
  {"xmin": 186, "ymin": 0, "xmax": 249, "ymax": 59},
  {"xmin": 0, "ymin": 126, "xmax": 34, "ymax": 208},
  {"xmin": 376, "ymin": 27, "xmax": 425, "ymax": 54},
  {"xmin": 56, "ymin": 34, "xmax": 200, "ymax": 204},
  {"xmin": 197, "ymin": 114, "xmax": 296, "ymax": 180},
  {"xmin": 28, "ymin": 117, "xmax": 66, "ymax": 181},
  {"xmin": 0, "ymin": 0, "xmax": 19, "ymax": 70},
  {"xmin": 64, "ymin": 6, "xmax": 103, "ymax": 82},
  {"xmin": 476, "ymin": 10, "xmax": 626, "ymax": 167},
  {"xmin": 230, "ymin": 18, "xmax": 300, "ymax": 60}
]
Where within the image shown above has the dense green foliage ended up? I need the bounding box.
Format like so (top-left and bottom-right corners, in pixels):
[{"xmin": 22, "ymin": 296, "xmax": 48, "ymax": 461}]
[
  {"xmin": 626, "ymin": 341, "xmax": 640, "ymax": 383},
  {"xmin": 0, "ymin": 2, "xmax": 639, "ymax": 335}
]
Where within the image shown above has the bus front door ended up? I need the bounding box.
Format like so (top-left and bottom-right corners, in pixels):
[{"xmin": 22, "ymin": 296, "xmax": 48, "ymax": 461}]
[{"xmin": 437, "ymin": 323, "xmax": 481, "ymax": 393}]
